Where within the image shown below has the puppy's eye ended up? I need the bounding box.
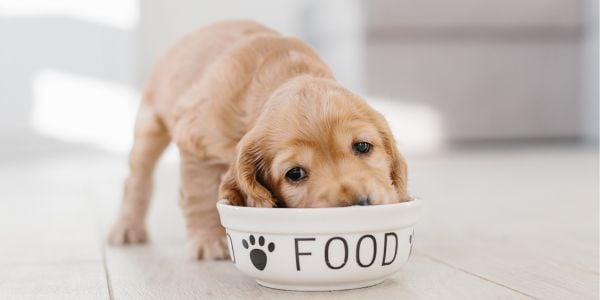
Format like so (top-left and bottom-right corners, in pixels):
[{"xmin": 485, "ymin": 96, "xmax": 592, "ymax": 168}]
[
  {"xmin": 353, "ymin": 142, "xmax": 372, "ymax": 154},
  {"xmin": 285, "ymin": 167, "xmax": 307, "ymax": 182}
]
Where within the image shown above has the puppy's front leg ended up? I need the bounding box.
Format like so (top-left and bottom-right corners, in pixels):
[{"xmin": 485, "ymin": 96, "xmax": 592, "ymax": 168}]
[
  {"xmin": 109, "ymin": 106, "xmax": 170, "ymax": 245},
  {"xmin": 179, "ymin": 150, "xmax": 229, "ymax": 260}
]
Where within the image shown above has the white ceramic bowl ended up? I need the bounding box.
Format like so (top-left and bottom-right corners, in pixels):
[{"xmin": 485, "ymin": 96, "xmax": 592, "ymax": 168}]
[{"xmin": 216, "ymin": 198, "xmax": 422, "ymax": 291}]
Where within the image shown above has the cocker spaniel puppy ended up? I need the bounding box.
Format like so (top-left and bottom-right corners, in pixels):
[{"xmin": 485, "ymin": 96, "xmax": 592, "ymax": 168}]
[{"xmin": 108, "ymin": 20, "xmax": 409, "ymax": 259}]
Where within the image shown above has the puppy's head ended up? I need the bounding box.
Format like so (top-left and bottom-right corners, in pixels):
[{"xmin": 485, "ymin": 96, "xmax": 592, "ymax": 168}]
[{"xmin": 219, "ymin": 77, "xmax": 409, "ymax": 208}]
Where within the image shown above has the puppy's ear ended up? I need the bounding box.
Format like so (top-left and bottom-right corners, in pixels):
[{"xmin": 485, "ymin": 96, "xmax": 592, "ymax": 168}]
[
  {"xmin": 373, "ymin": 113, "xmax": 409, "ymax": 201},
  {"xmin": 218, "ymin": 130, "xmax": 276, "ymax": 207}
]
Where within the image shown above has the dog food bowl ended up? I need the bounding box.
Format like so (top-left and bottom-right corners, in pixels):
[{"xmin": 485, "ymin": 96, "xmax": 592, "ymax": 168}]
[{"xmin": 216, "ymin": 198, "xmax": 422, "ymax": 291}]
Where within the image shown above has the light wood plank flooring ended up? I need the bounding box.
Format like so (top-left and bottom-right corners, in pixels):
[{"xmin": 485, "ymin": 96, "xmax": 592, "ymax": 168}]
[{"xmin": 0, "ymin": 144, "xmax": 597, "ymax": 299}]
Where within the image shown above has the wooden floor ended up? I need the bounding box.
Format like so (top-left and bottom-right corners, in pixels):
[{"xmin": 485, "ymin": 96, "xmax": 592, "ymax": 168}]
[{"xmin": 0, "ymin": 143, "xmax": 597, "ymax": 299}]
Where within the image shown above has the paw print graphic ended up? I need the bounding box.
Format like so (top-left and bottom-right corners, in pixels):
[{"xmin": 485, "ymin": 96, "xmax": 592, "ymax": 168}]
[{"xmin": 242, "ymin": 235, "xmax": 275, "ymax": 271}]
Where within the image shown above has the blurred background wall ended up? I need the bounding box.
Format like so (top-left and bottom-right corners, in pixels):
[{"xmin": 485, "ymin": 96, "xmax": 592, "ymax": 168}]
[{"xmin": 0, "ymin": 0, "xmax": 597, "ymax": 155}]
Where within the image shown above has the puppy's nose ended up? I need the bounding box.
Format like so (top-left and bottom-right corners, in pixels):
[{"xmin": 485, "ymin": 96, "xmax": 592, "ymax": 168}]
[{"xmin": 356, "ymin": 196, "xmax": 370, "ymax": 206}]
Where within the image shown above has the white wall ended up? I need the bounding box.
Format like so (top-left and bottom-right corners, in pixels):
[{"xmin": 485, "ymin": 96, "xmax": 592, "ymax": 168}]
[
  {"xmin": 0, "ymin": 0, "xmax": 596, "ymax": 150},
  {"xmin": 0, "ymin": 0, "xmax": 138, "ymax": 136}
]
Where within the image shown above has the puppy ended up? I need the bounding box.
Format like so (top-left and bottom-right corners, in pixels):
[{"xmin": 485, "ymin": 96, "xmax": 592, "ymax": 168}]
[{"xmin": 108, "ymin": 20, "xmax": 409, "ymax": 259}]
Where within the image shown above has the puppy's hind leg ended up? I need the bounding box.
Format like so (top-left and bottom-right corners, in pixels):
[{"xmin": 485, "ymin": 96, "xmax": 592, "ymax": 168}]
[
  {"xmin": 179, "ymin": 150, "xmax": 229, "ymax": 260},
  {"xmin": 108, "ymin": 104, "xmax": 170, "ymax": 245}
]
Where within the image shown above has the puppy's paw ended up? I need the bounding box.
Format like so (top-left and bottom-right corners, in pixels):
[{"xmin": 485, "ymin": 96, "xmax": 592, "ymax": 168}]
[
  {"xmin": 107, "ymin": 219, "xmax": 148, "ymax": 245},
  {"xmin": 189, "ymin": 234, "xmax": 230, "ymax": 260}
]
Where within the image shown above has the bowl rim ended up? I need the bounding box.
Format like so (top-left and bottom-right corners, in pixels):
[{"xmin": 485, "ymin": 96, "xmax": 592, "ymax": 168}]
[{"xmin": 217, "ymin": 198, "xmax": 422, "ymax": 234}]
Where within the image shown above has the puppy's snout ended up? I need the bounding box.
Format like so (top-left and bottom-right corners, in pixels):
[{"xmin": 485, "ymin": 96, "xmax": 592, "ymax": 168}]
[{"xmin": 355, "ymin": 196, "xmax": 370, "ymax": 206}]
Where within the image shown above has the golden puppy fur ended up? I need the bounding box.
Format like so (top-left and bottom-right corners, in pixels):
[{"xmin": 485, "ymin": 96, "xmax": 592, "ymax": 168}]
[{"xmin": 108, "ymin": 20, "xmax": 409, "ymax": 259}]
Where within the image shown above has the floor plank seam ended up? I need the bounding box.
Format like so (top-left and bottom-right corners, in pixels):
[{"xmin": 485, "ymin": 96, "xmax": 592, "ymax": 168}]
[
  {"xmin": 419, "ymin": 252, "xmax": 539, "ymax": 299},
  {"xmin": 101, "ymin": 241, "xmax": 115, "ymax": 300},
  {"xmin": 90, "ymin": 184, "xmax": 115, "ymax": 300},
  {"xmin": 0, "ymin": 260, "xmax": 104, "ymax": 268},
  {"xmin": 99, "ymin": 228, "xmax": 115, "ymax": 300}
]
